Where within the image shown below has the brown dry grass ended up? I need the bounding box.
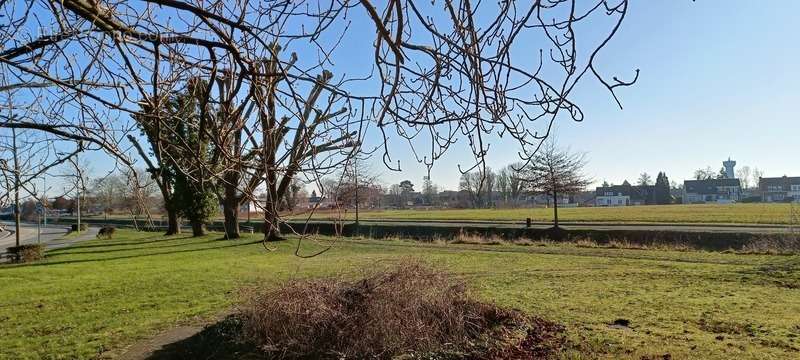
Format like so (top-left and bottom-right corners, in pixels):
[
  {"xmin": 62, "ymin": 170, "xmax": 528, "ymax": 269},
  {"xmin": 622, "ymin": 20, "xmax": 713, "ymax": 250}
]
[
  {"xmin": 238, "ymin": 261, "xmax": 564, "ymax": 359},
  {"xmin": 573, "ymin": 237, "xmax": 692, "ymax": 252},
  {"xmin": 739, "ymin": 234, "xmax": 800, "ymax": 255},
  {"xmin": 449, "ymin": 229, "xmax": 505, "ymax": 245}
]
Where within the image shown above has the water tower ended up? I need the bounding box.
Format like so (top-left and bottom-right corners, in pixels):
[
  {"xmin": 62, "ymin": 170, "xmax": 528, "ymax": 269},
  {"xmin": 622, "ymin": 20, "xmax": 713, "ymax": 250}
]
[{"xmin": 723, "ymin": 157, "xmax": 736, "ymax": 179}]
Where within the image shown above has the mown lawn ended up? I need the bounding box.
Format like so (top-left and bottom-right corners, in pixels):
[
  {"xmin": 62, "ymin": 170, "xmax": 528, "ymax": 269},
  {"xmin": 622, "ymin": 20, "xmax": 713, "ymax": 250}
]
[
  {"xmin": 305, "ymin": 203, "xmax": 798, "ymax": 224},
  {"xmin": 1, "ymin": 230, "xmax": 799, "ymax": 359}
]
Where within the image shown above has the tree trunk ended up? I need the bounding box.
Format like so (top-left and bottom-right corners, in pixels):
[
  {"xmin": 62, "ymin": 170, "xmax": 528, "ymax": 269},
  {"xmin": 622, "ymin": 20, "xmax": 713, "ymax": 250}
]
[
  {"xmin": 552, "ymin": 190, "xmax": 559, "ymax": 229},
  {"xmin": 222, "ymin": 172, "xmax": 241, "ymax": 239},
  {"xmin": 222, "ymin": 196, "xmax": 240, "ymax": 239},
  {"xmin": 13, "ymin": 200, "xmax": 20, "ymax": 248},
  {"xmin": 191, "ymin": 221, "xmax": 206, "ymax": 237},
  {"xmin": 263, "ymin": 206, "xmax": 282, "ymax": 241},
  {"xmin": 165, "ymin": 208, "xmax": 181, "ymax": 235},
  {"xmin": 12, "ymin": 127, "xmax": 20, "ymax": 248}
]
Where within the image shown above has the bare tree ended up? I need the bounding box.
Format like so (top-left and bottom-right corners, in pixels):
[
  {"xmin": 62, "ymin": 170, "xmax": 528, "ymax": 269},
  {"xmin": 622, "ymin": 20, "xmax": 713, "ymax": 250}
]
[
  {"xmin": 332, "ymin": 159, "xmax": 382, "ymax": 210},
  {"xmin": 0, "ymin": 93, "xmax": 83, "ymax": 247},
  {"xmin": 123, "ymin": 167, "xmax": 158, "ymax": 229},
  {"xmin": 736, "ymin": 165, "xmax": 752, "ymax": 190},
  {"xmin": 421, "ymin": 176, "xmax": 438, "ymax": 206},
  {"xmin": 61, "ymin": 155, "xmax": 91, "ymax": 234},
  {"xmin": 495, "ymin": 169, "xmax": 511, "ymax": 205},
  {"xmin": 91, "ymin": 174, "xmax": 126, "ymax": 220},
  {"xmin": 459, "ymin": 168, "xmax": 494, "ymax": 208},
  {"xmin": 637, "ymin": 172, "xmax": 653, "ymax": 186},
  {"xmin": 508, "ymin": 163, "xmax": 525, "ymax": 206},
  {"xmin": 459, "ymin": 171, "xmax": 483, "ymax": 208},
  {"xmin": 694, "ymin": 167, "xmax": 717, "ymax": 180},
  {"xmin": 0, "ymin": 0, "xmax": 636, "ymax": 248},
  {"xmin": 519, "ymin": 142, "xmax": 591, "ymax": 229},
  {"xmin": 388, "ymin": 184, "xmax": 403, "ymax": 208}
]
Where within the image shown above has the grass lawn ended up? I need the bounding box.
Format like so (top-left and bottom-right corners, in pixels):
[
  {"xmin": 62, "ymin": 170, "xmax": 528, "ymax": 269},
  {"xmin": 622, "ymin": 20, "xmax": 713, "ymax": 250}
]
[
  {"xmin": 304, "ymin": 203, "xmax": 798, "ymax": 225},
  {"xmin": 1, "ymin": 230, "xmax": 799, "ymax": 359}
]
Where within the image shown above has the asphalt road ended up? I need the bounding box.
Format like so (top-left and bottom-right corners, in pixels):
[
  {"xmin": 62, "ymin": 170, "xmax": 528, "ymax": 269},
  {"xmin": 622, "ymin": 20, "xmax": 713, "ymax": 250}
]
[{"xmin": 0, "ymin": 221, "xmax": 98, "ymax": 250}]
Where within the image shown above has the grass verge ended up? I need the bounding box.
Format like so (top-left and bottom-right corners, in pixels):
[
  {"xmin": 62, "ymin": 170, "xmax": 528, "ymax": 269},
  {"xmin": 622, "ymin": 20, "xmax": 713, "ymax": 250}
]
[{"xmin": 0, "ymin": 230, "xmax": 799, "ymax": 359}]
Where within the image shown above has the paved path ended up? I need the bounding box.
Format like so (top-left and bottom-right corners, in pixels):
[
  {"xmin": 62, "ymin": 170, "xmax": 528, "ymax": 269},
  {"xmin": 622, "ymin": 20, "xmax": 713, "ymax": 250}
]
[{"xmin": 0, "ymin": 221, "xmax": 98, "ymax": 251}]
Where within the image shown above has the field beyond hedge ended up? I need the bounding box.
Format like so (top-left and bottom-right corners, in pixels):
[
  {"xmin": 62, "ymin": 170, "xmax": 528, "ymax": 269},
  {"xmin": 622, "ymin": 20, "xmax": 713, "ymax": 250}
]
[
  {"xmin": 305, "ymin": 203, "xmax": 798, "ymax": 225},
  {"xmin": 2, "ymin": 230, "xmax": 799, "ymax": 359}
]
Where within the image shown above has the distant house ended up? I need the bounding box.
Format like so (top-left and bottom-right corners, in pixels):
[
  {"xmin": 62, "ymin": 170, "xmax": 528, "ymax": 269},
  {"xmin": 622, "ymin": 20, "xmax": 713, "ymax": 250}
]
[
  {"xmin": 758, "ymin": 176, "xmax": 800, "ymax": 202},
  {"xmin": 595, "ymin": 182, "xmax": 654, "ymax": 206},
  {"xmin": 683, "ymin": 178, "xmax": 741, "ymax": 204},
  {"xmin": 307, "ymin": 190, "xmax": 325, "ymax": 208}
]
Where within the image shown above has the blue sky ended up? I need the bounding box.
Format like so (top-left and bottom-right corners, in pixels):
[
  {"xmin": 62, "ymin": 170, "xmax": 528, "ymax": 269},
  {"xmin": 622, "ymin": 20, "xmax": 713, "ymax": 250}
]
[
  {"xmin": 71, "ymin": 1, "xmax": 800, "ymax": 193},
  {"xmin": 361, "ymin": 1, "xmax": 800, "ymax": 190}
]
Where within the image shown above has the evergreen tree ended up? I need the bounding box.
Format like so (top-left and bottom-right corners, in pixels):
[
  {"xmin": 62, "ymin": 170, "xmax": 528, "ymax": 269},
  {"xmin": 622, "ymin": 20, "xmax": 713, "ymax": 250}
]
[
  {"xmin": 174, "ymin": 173, "xmax": 218, "ymax": 236},
  {"xmin": 654, "ymin": 172, "xmax": 671, "ymax": 205}
]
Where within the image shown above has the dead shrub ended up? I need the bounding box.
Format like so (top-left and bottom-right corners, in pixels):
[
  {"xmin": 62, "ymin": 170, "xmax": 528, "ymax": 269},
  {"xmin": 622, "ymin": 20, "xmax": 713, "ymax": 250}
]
[
  {"xmin": 96, "ymin": 226, "xmax": 116, "ymax": 239},
  {"xmin": 6, "ymin": 244, "xmax": 45, "ymax": 263},
  {"xmin": 239, "ymin": 261, "xmax": 563, "ymax": 359}
]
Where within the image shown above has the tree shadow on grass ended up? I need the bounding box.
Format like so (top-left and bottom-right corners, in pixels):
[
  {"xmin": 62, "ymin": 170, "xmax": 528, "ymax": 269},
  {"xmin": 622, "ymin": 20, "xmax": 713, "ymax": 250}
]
[
  {"xmin": 45, "ymin": 238, "xmax": 223, "ymax": 256},
  {"xmin": 144, "ymin": 315, "xmax": 263, "ymax": 360},
  {"xmin": 45, "ymin": 234, "xmax": 193, "ymax": 252},
  {"xmin": 4, "ymin": 240, "xmax": 263, "ymax": 268}
]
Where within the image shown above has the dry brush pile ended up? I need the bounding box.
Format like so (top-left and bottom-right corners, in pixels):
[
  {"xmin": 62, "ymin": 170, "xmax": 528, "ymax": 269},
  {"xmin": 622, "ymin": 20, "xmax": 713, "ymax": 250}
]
[{"xmin": 236, "ymin": 261, "xmax": 564, "ymax": 359}]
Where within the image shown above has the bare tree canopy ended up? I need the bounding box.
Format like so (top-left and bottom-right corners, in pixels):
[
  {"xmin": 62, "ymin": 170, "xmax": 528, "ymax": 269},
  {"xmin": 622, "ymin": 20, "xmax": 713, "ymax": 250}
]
[
  {"xmin": 637, "ymin": 172, "xmax": 652, "ymax": 186},
  {"xmin": 519, "ymin": 141, "xmax": 591, "ymax": 228},
  {"xmin": 0, "ymin": 0, "xmax": 636, "ymax": 242}
]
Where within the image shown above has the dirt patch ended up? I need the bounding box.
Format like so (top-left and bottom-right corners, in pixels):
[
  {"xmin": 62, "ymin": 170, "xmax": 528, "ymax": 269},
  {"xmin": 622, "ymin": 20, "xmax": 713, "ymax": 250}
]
[
  {"xmin": 698, "ymin": 318, "xmax": 757, "ymax": 337},
  {"xmin": 608, "ymin": 318, "xmax": 632, "ymax": 330}
]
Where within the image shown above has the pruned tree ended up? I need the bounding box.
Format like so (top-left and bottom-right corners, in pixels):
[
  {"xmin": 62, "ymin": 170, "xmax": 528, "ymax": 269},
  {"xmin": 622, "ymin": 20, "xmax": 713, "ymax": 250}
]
[{"xmin": 519, "ymin": 142, "xmax": 591, "ymax": 229}]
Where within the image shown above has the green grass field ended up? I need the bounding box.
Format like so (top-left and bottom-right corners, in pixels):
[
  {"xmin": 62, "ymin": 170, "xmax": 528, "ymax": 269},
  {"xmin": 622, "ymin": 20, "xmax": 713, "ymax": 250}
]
[
  {"xmin": 305, "ymin": 203, "xmax": 798, "ymax": 224},
  {"xmin": 73, "ymin": 203, "xmax": 797, "ymax": 225},
  {"xmin": 2, "ymin": 230, "xmax": 799, "ymax": 359}
]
